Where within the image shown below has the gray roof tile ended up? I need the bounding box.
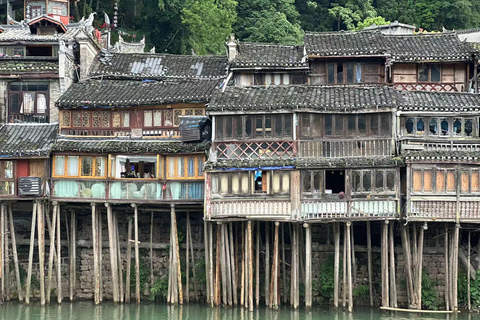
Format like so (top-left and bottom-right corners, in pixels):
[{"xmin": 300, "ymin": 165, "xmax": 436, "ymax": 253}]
[
  {"xmin": 232, "ymin": 42, "xmax": 307, "ymax": 68},
  {"xmin": 0, "ymin": 123, "xmax": 58, "ymax": 157}
]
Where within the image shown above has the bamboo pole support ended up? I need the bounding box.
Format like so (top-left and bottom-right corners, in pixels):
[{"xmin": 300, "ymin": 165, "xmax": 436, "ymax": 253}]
[
  {"xmin": 445, "ymin": 227, "xmax": 449, "ymax": 311},
  {"xmin": 133, "ymin": 204, "xmax": 140, "ymax": 303},
  {"xmin": 366, "ymin": 221, "xmax": 373, "ymax": 307},
  {"xmin": 106, "ymin": 203, "xmax": 119, "ymax": 303},
  {"xmin": 229, "ymin": 223, "xmax": 237, "ymax": 305},
  {"xmin": 346, "ymin": 221, "xmax": 353, "ymax": 313},
  {"xmin": 125, "ymin": 217, "xmax": 132, "ymax": 303},
  {"xmin": 56, "ymin": 202, "xmax": 62, "ymax": 304},
  {"xmin": 334, "ymin": 222, "xmax": 340, "ymax": 308},
  {"xmin": 389, "ymin": 221, "xmax": 397, "ymax": 308},
  {"xmin": 468, "ymin": 230, "xmax": 471, "ymax": 311},
  {"xmin": 8, "ymin": 204, "xmax": 22, "ymax": 302},
  {"xmin": 70, "ymin": 210, "xmax": 76, "ymax": 302},
  {"xmin": 248, "ymin": 221, "xmax": 253, "ymax": 311},
  {"xmin": 381, "ymin": 220, "xmax": 389, "ymax": 308},
  {"xmin": 25, "ymin": 201, "xmax": 37, "ymax": 305},
  {"xmin": 304, "ymin": 223, "xmax": 312, "ymax": 308},
  {"xmin": 46, "ymin": 203, "xmax": 58, "ymax": 304},
  {"xmin": 452, "ymin": 223, "xmax": 460, "ymax": 312},
  {"xmin": 416, "ymin": 223, "xmax": 425, "ymax": 310},
  {"xmin": 401, "ymin": 225, "xmax": 415, "ymax": 307},
  {"xmin": 115, "ymin": 213, "xmax": 124, "ymax": 303},
  {"xmin": 92, "ymin": 204, "xmax": 100, "ymax": 304},
  {"xmin": 38, "ymin": 202, "xmax": 45, "ymax": 305},
  {"xmin": 264, "ymin": 222, "xmax": 270, "ymax": 306}
]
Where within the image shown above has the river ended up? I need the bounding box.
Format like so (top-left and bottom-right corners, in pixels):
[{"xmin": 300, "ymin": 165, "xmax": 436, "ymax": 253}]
[{"xmin": 2, "ymin": 302, "xmax": 480, "ymax": 320}]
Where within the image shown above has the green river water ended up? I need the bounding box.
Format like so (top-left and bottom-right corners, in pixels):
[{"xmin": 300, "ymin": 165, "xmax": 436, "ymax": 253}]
[{"xmin": 1, "ymin": 302, "xmax": 480, "ymax": 320}]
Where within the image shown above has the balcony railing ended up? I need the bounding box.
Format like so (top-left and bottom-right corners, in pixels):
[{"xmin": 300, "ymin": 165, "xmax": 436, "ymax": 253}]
[
  {"xmin": 9, "ymin": 114, "xmax": 48, "ymax": 123},
  {"xmin": 298, "ymin": 138, "xmax": 392, "ymax": 158},
  {"xmin": 394, "ymin": 83, "xmax": 459, "ymax": 92},
  {"xmin": 210, "ymin": 199, "xmax": 292, "ymax": 219},
  {"xmin": 61, "ymin": 129, "xmax": 130, "ymax": 137},
  {"xmin": 302, "ymin": 198, "xmax": 397, "ymax": 220},
  {"xmin": 52, "ymin": 179, "xmax": 204, "ymax": 202},
  {"xmin": 216, "ymin": 141, "xmax": 295, "ymax": 160},
  {"xmin": 409, "ymin": 198, "xmax": 480, "ymax": 220}
]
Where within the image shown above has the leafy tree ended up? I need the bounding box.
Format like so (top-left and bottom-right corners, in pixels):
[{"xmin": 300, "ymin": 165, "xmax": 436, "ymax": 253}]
[
  {"xmin": 234, "ymin": 0, "xmax": 303, "ymax": 44},
  {"xmin": 356, "ymin": 15, "xmax": 390, "ymax": 30},
  {"xmin": 329, "ymin": 0, "xmax": 377, "ymax": 30},
  {"xmin": 295, "ymin": 0, "xmax": 336, "ymax": 32},
  {"xmin": 182, "ymin": 0, "xmax": 237, "ymax": 55}
]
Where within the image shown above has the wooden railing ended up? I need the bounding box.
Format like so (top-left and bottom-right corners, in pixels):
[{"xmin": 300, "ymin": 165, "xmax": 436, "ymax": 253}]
[
  {"xmin": 409, "ymin": 198, "xmax": 480, "ymax": 220},
  {"xmin": 8, "ymin": 114, "xmax": 48, "ymax": 123},
  {"xmin": 394, "ymin": 83, "xmax": 459, "ymax": 92},
  {"xmin": 302, "ymin": 199, "xmax": 397, "ymax": 220},
  {"xmin": 423, "ymin": 142, "xmax": 480, "ymax": 152},
  {"xmin": 52, "ymin": 179, "xmax": 204, "ymax": 202},
  {"xmin": 210, "ymin": 199, "xmax": 292, "ymax": 219},
  {"xmin": 61, "ymin": 129, "xmax": 130, "ymax": 137},
  {"xmin": 298, "ymin": 138, "xmax": 392, "ymax": 158},
  {"xmin": 143, "ymin": 128, "xmax": 180, "ymax": 137},
  {"xmin": 216, "ymin": 141, "xmax": 295, "ymax": 160}
]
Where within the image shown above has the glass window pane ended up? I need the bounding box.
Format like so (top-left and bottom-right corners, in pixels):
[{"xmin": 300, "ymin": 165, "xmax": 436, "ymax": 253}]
[
  {"xmin": 313, "ymin": 171, "xmax": 322, "ymax": 192},
  {"xmin": 245, "ymin": 116, "xmax": 253, "ymax": 137},
  {"xmin": 336, "ymin": 63, "xmax": 343, "ymax": 84},
  {"xmin": 441, "ymin": 119, "xmax": 449, "ymax": 136},
  {"xmin": 153, "ymin": 110, "xmax": 162, "ymax": 126},
  {"xmin": 81, "ymin": 157, "xmax": 93, "ymax": 176},
  {"xmin": 327, "ymin": 63, "xmax": 335, "ymax": 84},
  {"xmin": 144, "ymin": 111, "xmax": 152, "ymax": 127},
  {"xmin": 232, "ymin": 174, "xmax": 240, "ymax": 194},
  {"xmin": 406, "ymin": 118, "xmax": 414, "ymax": 134},
  {"xmin": 274, "ymin": 74, "xmax": 281, "ymax": 85},
  {"xmin": 10, "ymin": 93, "xmax": 20, "ymax": 114},
  {"xmin": 302, "ymin": 114, "xmax": 311, "ymax": 137},
  {"xmin": 453, "ymin": 119, "xmax": 461, "ymax": 136},
  {"xmin": 429, "ymin": 118, "xmax": 437, "ymax": 135},
  {"xmin": 335, "ymin": 115, "xmax": 343, "ymax": 136},
  {"xmin": 22, "ymin": 93, "xmax": 35, "ymax": 114},
  {"xmin": 274, "ymin": 115, "xmax": 283, "ymax": 137},
  {"xmin": 325, "ymin": 115, "xmax": 332, "ymax": 136},
  {"xmin": 282, "ymin": 172, "xmax": 290, "ymax": 194},
  {"xmin": 348, "ymin": 115, "xmax": 356, "ymax": 135},
  {"xmin": 95, "ymin": 157, "xmax": 106, "ymax": 177},
  {"xmin": 216, "ymin": 117, "xmax": 223, "ymax": 139},
  {"xmin": 302, "ymin": 172, "xmax": 311, "ymax": 193},
  {"xmin": 265, "ymin": 116, "xmax": 272, "ymax": 137},
  {"xmin": 177, "ymin": 157, "xmax": 184, "ymax": 177},
  {"xmin": 346, "ymin": 63, "xmax": 354, "ymax": 83},
  {"xmin": 4, "ymin": 161, "xmax": 13, "ymax": 178},
  {"xmin": 386, "ymin": 171, "xmax": 395, "ymax": 191},
  {"xmin": 431, "ymin": 64, "xmax": 441, "ymax": 82},
  {"xmin": 225, "ymin": 117, "xmax": 233, "ymax": 138},
  {"xmin": 197, "ymin": 158, "xmax": 204, "ymax": 177},
  {"xmin": 358, "ymin": 115, "xmax": 366, "ymax": 135},
  {"xmin": 36, "ymin": 93, "xmax": 47, "ymax": 114},
  {"xmin": 375, "ymin": 171, "xmax": 384, "ymax": 192},
  {"xmin": 352, "ymin": 171, "xmax": 361, "ymax": 192},
  {"xmin": 54, "ymin": 156, "xmax": 65, "ymax": 176},
  {"xmin": 168, "ymin": 157, "xmax": 175, "ymax": 178},
  {"xmin": 312, "ymin": 114, "xmax": 321, "ymax": 137},
  {"xmin": 436, "ymin": 170, "xmax": 445, "ymax": 192},
  {"xmin": 285, "ymin": 115, "xmax": 292, "ymax": 137},
  {"xmin": 419, "ymin": 65, "xmax": 428, "ymax": 81},
  {"xmin": 283, "ymin": 74, "xmax": 290, "ymax": 85},
  {"xmin": 465, "ymin": 119, "xmax": 473, "ymax": 136},
  {"xmin": 355, "ymin": 63, "xmax": 362, "ymax": 83},
  {"xmin": 122, "ymin": 112, "xmax": 130, "ymax": 127},
  {"xmin": 235, "ymin": 117, "xmax": 243, "ymax": 139},
  {"xmin": 272, "ymin": 172, "xmax": 281, "ymax": 193},
  {"xmin": 363, "ymin": 171, "xmax": 371, "ymax": 192},
  {"xmin": 417, "ymin": 119, "xmax": 425, "ymax": 135},
  {"xmin": 67, "ymin": 156, "xmax": 79, "ymax": 176},
  {"xmin": 380, "ymin": 113, "xmax": 390, "ymax": 136},
  {"xmin": 370, "ymin": 114, "xmax": 379, "ymax": 135},
  {"xmin": 255, "ymin": 117, "xmax": 263, "ymax": 137},
  {"xmin": 187, "ymin": 157, "xmax": 195, "ymax": 177}
]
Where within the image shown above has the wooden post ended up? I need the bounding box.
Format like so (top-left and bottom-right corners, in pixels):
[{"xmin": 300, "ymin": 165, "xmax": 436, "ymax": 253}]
[
  {"xmin": 255, "ymin": 223, "xmax": 260, "ymax": 306},
  {"xmin": 346, "ymin": 221, "xmax": 353, "ymax": 313},
  {"xmin": 366, "ymin": 221, "xmax": 373, "ymax": 307},
  {"xmin": 220, "ymin": 223, "xmax": 227, "ymax": 305},
  {"xmin": 281, "ymin": 224, "xmax": 287, "ymax": 305},
  {"xmin": 272, "ymin": 222, "xmax": 279, "ymax": 309},
  {"xmin": 240, "ymin": 222, "xmax": 245, "ymax": 307},
  {"xmin": 334, "ymin": 222, "xmax": 340, "ymax": 308},
  {"xmin": 381, "ymin": 220, "xmax": 389, "ymax": 309},
  {"xmin": 342, "ymin": 223, "xmax": 347, "ymax": 308},
  {"xmin": 350, "ymin": 224, "xmax": 356, "ymax": 284},
  {"xmin": 70, "ymin": 210, "xmax": 76, "ymax": 302},
  {"xmin": 38, "ymin": 202, "xmax": 46, "ymax": 305},
  {"xmin": 225, "ymin": 223, "xmax": 232, "ymax": 306},
  {"xmin": 214, "ymin": 224, "xmax": 221, "ymax": 306},
  {"xmin": 8, "ymin": 204, "xmax": 22, "ymax": 302},
  {"xmin": 56, "ymin": 202, "xmax": 62, "ymax": 304},
  {"xmin": 468, "ymin": 230, "xmax": 471, "ymax": 311},
  {"xmin": 444, "ymin": 227, "xmax": 449, "ymax": 311},
  {"xmin": 452, "ymin": 223, "xmax": 460, "ymax": 312},
  {"xmin": 25, "ymin": 202, "xmax": 37, "ymax": 304},
  {"xmin": 98, "ymin": 209, "xmax": 103, "ymax": 302},
  {"xmin": 0, "ymin": 203, "xmax": 5, "ymax": 302},
  {"xmin": 248, "ymin": 221, "xmax": 253, "ymax": 311},
  {"xmin": 264, "ymin": 222, "xmax": 270, "ymax": 306},
  {"xmin": 401, "ymin": 225, "xmax": 415, "ymax": 308},
  {"xmin": 4, "ymin": 205, "xmax": 9, "ymax": 302},
  {"xmin": 229, "ymin": 223, "xmax": 237, "ymax": 305},
  {"xmin": 133, "ymin": 204, "xmax": 140, "ymax": 303},
  {"xmin": 46, "ymin": 203, "xmax": 58, "ymax": 303},
  {"xmin": 92, "ymin": 204, "xmax": 100, "ymax": 304},
  {"xmin": 293, "ymin": 224, "xmax": 299, "ymax": 309},
  {"xmin": 186, "ymin": 213, "xmax": 190, "ymax": 304},
  {"xmin": 204, "ymin": 221, "xmax": 210, "ymax": 305},
  {"xmin": 305, "ymin": 223, "xmax": 312, "ymax": 308},
  {"xmin": 389, "ymin": 221, "xmax": 397, "ymax": 308},
  {"xmin": 125, "ymin": 217, "xmax": 132, "ymax": 303},
  {"xmin": 150, "ymin": 212, "xmax": 154, "ymax": 290},
  {"xmin": 106, "ymin": 203, "xmax": 119, "ymax": 303},
  {"xmin": 416, "ymin": 223, "xmax": 425, "ymax": 310},
  {"xmin": 115, "ymin": 213, "xmax": 124, "ymax": 303}
]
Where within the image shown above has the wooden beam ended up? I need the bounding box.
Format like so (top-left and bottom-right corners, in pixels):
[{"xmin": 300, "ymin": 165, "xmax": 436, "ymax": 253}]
[
  {"xmin": 46, "ymin": 202, "xmax": 58, "ymax": 304},
  {"xmin": 8, "ymin": 203, "xmax": 23, "ymax": 302},
  {"xmin": 38, "ymin": 202, "xmax": 45, "ymax": 305},
  {"xmin": 70, "ymin": 210, "xmax": 76, "ymax": 302},
  {"xmin": 416, "ymin": 223, "xmax": 425, "ymax": 310},
  {"xmin": 305, "ymin": 223, "xmax": 312, "ymax": 308},
  {"xmin": 106, "ymin": 203, "xmax": 119, "ymax": 303},
  {"xmin": 366, "ymin": 221, "xmax": 373, "ymax": 307},
  {"xmin": 92, "ymin": 203, "xmax": 100, "ymax": 304},
  {"xmin": 389, "ymin": 221, "xmax": 397, "ymax": 308},
  {"xmin": 334, "ymin": 222, "xmax": 340, "ymax": 308},
  {"xmin": 133, "ymin": 204, "xmax": 141, "ymax": 303}
]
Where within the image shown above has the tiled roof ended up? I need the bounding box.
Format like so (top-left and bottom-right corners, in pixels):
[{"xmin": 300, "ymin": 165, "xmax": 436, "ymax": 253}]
[
  {"xmin": 232, "ymin": 42, "xmax": 307, "ymax": 68},
  {"xmin": 0, "ymin": 24, "xmax": 81, "ymax": 42},
  {"xmin": 0, "ymin": 123, "xmax": 58, "ymax": 157},
  {"xmin": 387, "ymin": 33, "xmax": 474, "ymax": 62},
  {"xmin": 399, "ymin": 91, "xmax": 480, "ymax": 112},
  {"xmin": 53, "ymin": 137, "xmax": 210, "ymax": 154},
  {"xmin": 207, "ymin": 85, "xmax": 399, "ymax": 112},
  {"xmin": 0, "ymin": 59, "xmax": 58, "ymax": 74},
  {"xmin": 56, "ymin": 79, "xmax": 221, "ymax": 108},
  {"xmin": 404, "ymin": 150, "xmax": 480, "ymax": 163},
  {"xmin": 89, "ymin": 53, "xmax": 228, "ymax": 79},
  {"xmin": 304, "ymin": 31, "xmax": 476, "ymax": 62},
  {"xmin": 304, "ymin": 31, "xmax": 389, "ymax": 57}
]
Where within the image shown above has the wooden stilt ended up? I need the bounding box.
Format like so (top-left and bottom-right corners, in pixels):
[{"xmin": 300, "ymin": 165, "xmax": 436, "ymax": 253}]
[
  {"xmin": 4, "ymin": 205, "xmax": 9, "ymax": 302},
  {"xmin": 229, "ymin": 223, "xmax": 237, "ymax": 305},
  {"xmin": 240, "ymin": 222, "xmax": 245, "ymax": 307},
  {"xmin": 98, "ymin": 209, "xmax": 103, "ymax": 302},
  {"xmin": 366, "ymin": 221, "xmax": 373, "ymax": 307},
  {"xmin": 444, "ymin": 227, "xmax": 449, "ymax": 311},
  {"xmin": 115, "ymin": 213, "xmax": 124, "ymax": 303},
  {"xmin": 0, "ymin": 203, "xmax": 5, "ymax": 302},
  {"xmin": 133, "ymin": 204, "xmax": 140, "ymax": 303},
  {"xmin": 346, "ymin": 221, "xmax": 353, "ymax": 313},
  {"xmin": 416, "ymin": 223, "xmax": 425, "ymax": 310},
  {"xmin": 70, "ymin": 210, "xmax": 76, "ymax": 302},
  {"xmin": 186, "ymin": 213, "xmax": 190, "ymax": 304},
  {"xmin": 248, "ymin": 221, "xmax": 253, "ymax": 311},
  {"xmin": 214, "ymin": 224, "xmax": 221, "ymax": 306},
  {"xmin": 305, "ymin": 223, "xmax": 312, "ymax": 308},
  {"xmin": 293, "ymin": 224, "xmax": 299, "ymax": 309},
  {"xmin": 225, "ymin": 223, "xmax": 232, "ymax": 306},
  {"xmin": 150, "ymin": 212, "xmax": 154, "ymax": 290},
  {"xmin": 272, "ymin": 222, "xmax": 279, "ymax": 309},
  {"xmin": 204, "ymin": 220, "xmax": 210, "ymax": 305},
  {"xmin": 167, "ymin": 215, "xmax": 173, "ymax": 304},
  {"xmin": 401, "ymin": 225, "xmax": 415, "ymax": 308},
  {"xmin": 255, "ymin": 223, "xmax": 260, "ymax": 306},
  {"xmin": 381, "ymin": 221, "xmax": 389, "ymax": 308},
  {"xmin": 25, "ymin": 201, "xmax": 37, "ymax": 304},
  {"xmin": 264, "ymin": 222, "xmax": 270, "ymax": 306},
  {"xmin": 452, "ymin": 223, "xmax": 460, "ymax": 312},
  {"xmin": 281, "ymin": 224, "xmax": 287, "ymax": 305},
  {"xmin": 8, "ymin": 204, "xmax": 22, "ymax": 302},
  {"xmin": 125, "ymin": 217, "xmax": 132, "ymax": 303},
  {"xmin": 334, "ymin": 222, "xmax": 340, "ymax": 308},
  {"xmin": 92, "ymin": 204, "xmax": 100, "ymax": 304},
  {"xmin": 106, "ymin": 203, "xmax": 119, "ymax": 303},
  {"xmin": 208, "ymin": 222, "xmax": 214, "ymax": 307},
  {"xmin": 37, "ymin": 202, "xmax": 46, "ymax": 305},
  {"xmin": 56, "ymin": 202, "xmax": 62, "ymax": 304},
  {"xmin": 220, "ymin": 223, "xmax": 227, "ymax": 305},
  {"xmin": 342, "ymin": 223, "xmax": 347, "ymax": 308},
  {"xmin": 468, "ymin": 230, "xmax": 471, "ymax": 311},
  {"xmin": 47, "ymin": 203, "xmax": 58, "ymax": 303},
  {"xmin": 350, "ymin": 224, "xmax": 356, "ymax": 284},
  {"xmin": 449, "ymin": 231, "xmax": 453, "ymax": 309},
  {"xmin": 389, "ymin": 221, "xmax": 397, "ymax": 308}
]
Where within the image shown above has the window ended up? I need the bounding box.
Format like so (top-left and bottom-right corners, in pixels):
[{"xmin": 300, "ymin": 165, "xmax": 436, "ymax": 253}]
[
  {"xmin": 211, "ymin": 171, "xmax": 290, "ymax": 197},
  {"xmin": 301, "ymin": 170, "xmax": 324, "ymax": 198},
  {"xmin": 253, "ymin": 73, "xmax": 299, "ymax": 85},
  {"xmin": 111, "ymin": 155, "xmax": 158, "ymax": 179},
  {"xmin": 0, "ymin": 161, "xmax": 15, "ymax": 196},
  {"xmin": 167, "ymin": 155, "xmax": 204, "ymax": 179},
  {"xmin": 313, "ymin": 61, "xmax": 382, "ymax": 84},
  {"xmin": 351, "ymin": 169, "xmax": 396, "ymax": 195},
  {"xmin": 53, "ymin": 155, "xmax": 106, "ymax": 178},
  {"xmin": 403, "ymin": 117, "xmax": 478, "ymax": 138},
  {"xmin": 215, "ymin": 115, "xmax": 293, "ymax": 140},
  {"xmin": 9, "ymin": 82, "xmax": 49, "ymax": 119},
  {"xmin": 412, "ymin": 167, "xmax": 457, "ymax": 194},
  {"xmin": 418, "ymin": 64, "xmax": 441, "ymax": 82}
]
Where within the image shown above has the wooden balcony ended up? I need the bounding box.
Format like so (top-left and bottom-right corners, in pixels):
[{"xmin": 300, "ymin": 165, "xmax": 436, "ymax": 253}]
[
  {"xmin": 216, "ymin": 141, "xmax": 295, "ymax": 160},
  {"xmin": 8, "ymin": 114, "xmax": 49, "ymax": 123},
  {"xmin": 52, "ymin": 179, "xmax": 203, "ymax": 203},
  {"xmin": 209, "ymin": 199, "xmax": 292, "ymax": 220},
  {"xmin": 423, "ymin": 142, "xmax": 480, "ymax": 152},
  {"xmin": 409, "ymin": 197, "xmax": 480, "ymax": 221},
  {"xmin": 61, "ymin": 128, "xmax": 130, "ymax": 137},
  {"xmin": 393, "ymin": 83, "xmax": 459, "ymax": 92},
  {"xmin": 302, "ymin": 198, "xmax": 397, "ymax": 220},
  {"xmin": 298, "ymin": 138, "xmax": 392, "ymax": 158}
]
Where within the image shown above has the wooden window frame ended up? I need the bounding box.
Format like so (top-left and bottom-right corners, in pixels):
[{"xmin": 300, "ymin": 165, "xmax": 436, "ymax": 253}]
[
  {"xmin": 412, "ymin": 166, "xmax": 457, "ymax": 194},
  {"xmin": 166, "ymin": 155, "xmax": 204, "ymax": 180},
  {"xmin": 216, "ymin": 114, "xmax": 293, "ymax": 141},
  {"xmin": 53, "ymin": 155, "xmax": 107, "ymax": 179},
  {"xmin": 403, "ymin": 116, "xmax": 478, "ymax": 138},
  {"xmin": 351, "ymin": 169, "xmax": 396, "ymax": 195},
  {"xmin": 315, "ymin": 61, "xmax": 382, "ymax": 85},
  {"xmin": 0, "ymin": 160, "xmax": 15, "ymax": 196},
  {"xmin": 301, "ymin": 170, "xmax": 324, "ymax": 198},
  {"xmin": 417, "ymin": 63, "xmax": 442, "ymax": 83},
  {"xmin": 9, "ymin": 82, "xmax": 49, "ymax": 117}
]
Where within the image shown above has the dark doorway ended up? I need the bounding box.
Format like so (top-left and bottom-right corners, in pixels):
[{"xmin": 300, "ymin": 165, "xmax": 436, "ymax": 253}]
[{"xmin": 325, "ymin": 170, "xmax": 345, "ymax": 194}]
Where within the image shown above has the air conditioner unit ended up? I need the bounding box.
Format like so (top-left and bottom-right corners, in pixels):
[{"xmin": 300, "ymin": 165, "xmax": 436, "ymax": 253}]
[
  {"xmin": 18, "ymin": 177, "xmax": 42, "ymax": 196},
  {"xmin": 179, "ymin": 116, "xmax": 211, "ymax": 142}
]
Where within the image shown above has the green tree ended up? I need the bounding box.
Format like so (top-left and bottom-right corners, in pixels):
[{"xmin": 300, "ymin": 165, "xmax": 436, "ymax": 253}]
[
  {"xmin": 295, "ymin": 0, "xmax": 336, "ymax": 32},
  {"xmin": 329, "ymin": 0, "xmax": 377, "ymax": 30},
  {"xmin": 356, "ymin": 15, "xmax": 390, "ymax": 30},
  {"xmin": 182, "ymin": 0, "xmax": 237, "ymax": 55},
  {"xmin": 234, "ymin": 0, "xmax": 303, "ymax": 44}
]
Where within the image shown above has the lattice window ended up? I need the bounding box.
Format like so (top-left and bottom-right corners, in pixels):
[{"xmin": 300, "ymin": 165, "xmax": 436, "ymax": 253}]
[
  {"xmin": 174, "ymin": 110, "xmax": 182, "ymax": 126},
  {"xmin": 102, "ymin": 111, "xmax": 110, "ymax": 127},
  {"xmin": 112, "ymin": 112, "xmax": 121, "ymax": 128},
  {"xmin": 122, "ymin": 112, "xmax": 130, "ymax": 127},
  {"xmin": 144, "ymin": 110, "xmax": 153, "ymax": 127},
  {"xmin": 153, "ymin": 110, "xmax": 162, "ymax": 126},
  {"xmin": 63, "ymin": 111, "xmax": 71, "ymax": 127},
  {"xmin": 195, "ymin": 109, "xmax": 203, "ymax": 116},
  {"xmin": 82, "ymin": 112, "xmax": 90, "ymax": 127},
  {"xmin": 165, "ymin": 110, "xmax": 173, "ymax": 126},
  {"xmin": 73, "ymin": 111, "xmax": 81, "ymax": 127},
  {"xmin": 185, "ymin": 109, "xmax": 193, "ymax": 116},
  {"xmin": 93, "ymin": 111, "xmax": 101, "ymax": 127}
]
